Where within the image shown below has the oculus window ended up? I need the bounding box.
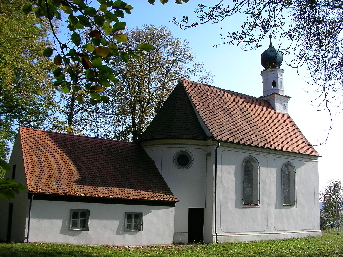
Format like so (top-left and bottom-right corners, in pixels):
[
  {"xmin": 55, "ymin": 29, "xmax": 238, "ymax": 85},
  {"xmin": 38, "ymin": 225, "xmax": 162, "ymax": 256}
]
[
  {"xmin": 174, "ymin": 150, "xmax": 193, "ymax": 169},
  {"xmin": 281, "ymin": 162, "xmax": 296, "ymax": 206},
  {"xmin": 242, "ymin": 156, "xmax": 260, "ymax": 206},
  {"xmin": 70, "ymin": 209, "xmax": 90, "ymax": 231},
  {"xmin": 125, "ymin": 212, "xmax": 143, "ymax": 231}
]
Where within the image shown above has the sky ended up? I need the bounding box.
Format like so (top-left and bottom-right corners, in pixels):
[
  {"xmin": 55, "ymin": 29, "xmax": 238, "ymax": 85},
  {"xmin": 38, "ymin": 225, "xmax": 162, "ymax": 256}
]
[{"xmin": 120, "ymin": 1, "xmax": 343, "ymax": 192}]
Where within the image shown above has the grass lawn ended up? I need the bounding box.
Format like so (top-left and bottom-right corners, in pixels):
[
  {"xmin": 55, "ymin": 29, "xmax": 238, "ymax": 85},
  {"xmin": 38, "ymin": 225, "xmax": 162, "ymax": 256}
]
[{"xmin": 1, "ymin": 231, "xmax": 343, "ymax": 257}]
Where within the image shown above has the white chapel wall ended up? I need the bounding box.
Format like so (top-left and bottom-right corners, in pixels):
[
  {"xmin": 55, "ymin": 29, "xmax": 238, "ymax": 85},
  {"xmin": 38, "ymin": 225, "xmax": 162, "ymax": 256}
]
[
  {"xmin": 216, "ymin": 145, "xmax": 320, "ymax": 242},
  {"xmin": 144, "ymin": 142, "xmax": 210, "ymax": 243},
  {"xmin": 0, "ymin": 134, "xmax": 28, "ymax": 242},
  {"xmin": 26, "ymin": 200, "xmax": 174, "ymax": 246}
]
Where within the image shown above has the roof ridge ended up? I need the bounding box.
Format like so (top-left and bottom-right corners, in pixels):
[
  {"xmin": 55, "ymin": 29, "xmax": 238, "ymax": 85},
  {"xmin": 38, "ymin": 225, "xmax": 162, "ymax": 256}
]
[
  {"xmin": 180, "ymin": 78, "xmax": 267, "ymax": 103},
  {"xmin": 20, "ymin": 127, "xmax": 135, "ymax": 145}
]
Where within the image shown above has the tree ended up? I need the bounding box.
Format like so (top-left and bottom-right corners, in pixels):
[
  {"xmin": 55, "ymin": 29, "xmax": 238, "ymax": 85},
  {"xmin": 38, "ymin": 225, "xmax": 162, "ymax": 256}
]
[
  {"xmin": 23, "ymin": 0, "xmax": 189, "ymax": 108},
  {"xmin": 0, "ymin": 0, "xmax": 58, "ymax": 176},
  {"xmin": 0, "ymin": 178, "xmax": 26, "ymax": 200},
  {"xmin": 174, "ymin": 1, "xmax": 343, "ymax": 107},
  {"xmin": 320, "ymin": 180, "xmax": 343, "ymax": 230},
  {"xmin": 62, "ymin": 25, "xmax": 213, "ymax": 141}
]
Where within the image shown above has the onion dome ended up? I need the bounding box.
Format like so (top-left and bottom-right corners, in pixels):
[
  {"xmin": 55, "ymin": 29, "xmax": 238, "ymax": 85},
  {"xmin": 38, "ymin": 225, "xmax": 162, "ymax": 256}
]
[{"xmin": 261, "ymin": 35, "xmax": 283, "ymax": 69}]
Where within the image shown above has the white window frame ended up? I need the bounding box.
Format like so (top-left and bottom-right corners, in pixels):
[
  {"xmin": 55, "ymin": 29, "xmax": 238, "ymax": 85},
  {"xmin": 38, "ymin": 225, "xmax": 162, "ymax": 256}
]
[
  {"xmin": 242, "ymin": 156, "xmax": 260, "ymax": 206},
  {"xmin": 281, "ymin": 162, "xmax": 296, "ymax": 206},
  {"xmin": 69, "ymin": 209, "xmax": 90, "ymax": 231},
  {"xmin": 125, "ymin": 212, "xmax": 143, "ymax": 232}
]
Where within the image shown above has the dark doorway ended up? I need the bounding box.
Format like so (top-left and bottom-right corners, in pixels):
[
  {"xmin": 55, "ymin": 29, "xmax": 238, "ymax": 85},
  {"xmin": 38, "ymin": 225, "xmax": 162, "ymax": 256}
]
[
  {"xmin": 6, "ymin": 203, "xmax": 13, "ymax": 242},
  {"xmin": 188, "ymin": 208, "xmax": 204, "ymax": 243}
]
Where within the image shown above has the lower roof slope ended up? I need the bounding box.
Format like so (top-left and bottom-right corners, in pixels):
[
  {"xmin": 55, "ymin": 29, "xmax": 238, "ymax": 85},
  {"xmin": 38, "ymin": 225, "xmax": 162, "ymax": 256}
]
[
  {"xmin": 142, "ymin": 79, "xmax": 318, "ymax": 156},
  {"xmin": 19, "ymin": 127, "xmax": 177, "ymax": 202}
]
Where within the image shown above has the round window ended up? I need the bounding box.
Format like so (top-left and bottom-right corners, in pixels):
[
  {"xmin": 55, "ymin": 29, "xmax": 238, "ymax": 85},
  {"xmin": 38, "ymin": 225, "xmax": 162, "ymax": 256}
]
[{"xmin": 174, "ymin": 150, "xmax": 193, "ymax": 169}]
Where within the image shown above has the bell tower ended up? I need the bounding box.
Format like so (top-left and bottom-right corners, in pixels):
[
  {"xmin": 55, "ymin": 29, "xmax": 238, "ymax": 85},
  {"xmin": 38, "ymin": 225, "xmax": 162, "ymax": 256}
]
[{"xmin": 261, "ymin": 36, "xmax": 290, "ymax": 113}]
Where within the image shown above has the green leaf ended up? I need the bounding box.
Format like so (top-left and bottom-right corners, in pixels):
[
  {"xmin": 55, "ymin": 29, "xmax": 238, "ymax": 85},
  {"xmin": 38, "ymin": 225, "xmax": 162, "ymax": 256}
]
[
  {"xmin": 62, "ymin": 84, "xmax": 71, "ymax": 93},
  {"xmin": 93, "ymin": 46, "xmax": 110, "ymax": 57},
  {"xmin": 92, "ymin": 37, "xmax": 102, "ymax": 46},
  {"xmin": 99, "ymin": 78, "xmax": 111, "ymax": 87},
  {"xmin": 43, "ymin": 47, "xmax": 54, "ymax": 57},
  {"xmin": 92, "ymin": 57, "xmax": 103, "ymax": 67},
  {"xmin": 54, "ymin": 55, "xmax": 63, "ymax": 65},
  {"xmin": 99, "ymin": 4, "xmax": 108, "ymax": 12},
  {"xmin": 90, "ymin": 85, "xmax": 106, "ymax": 92},
  {"xmin": 76, "ymin": 95, "xmax": 84, "ymax": 104},
  {"xmin": 104, "ymin": 11, "xmax": 118, "ymax": 22},
  {"xmin": 109, "ymin": 43, "xmax": 119, "ymax": 53},
  {"xmin": 78, "ymin": 15, "xmax": 91, "ymax": 27},
  {"xmin": 90, "ymin": 92, "xmax": 101, "ymax": 100},
  {"xmin": 69, "ymin": 14, "xmax": 78, "ymax": 25},
  {"xmin": 86, "ymin": 69, "xmax": 96, "ymax": 79},
  {"xmin": 84, "ymin": 7, "xmax": 97, "ymax": 16},
  {"xmin": 120, "ymin": 52, "xmax": 129, "ymax": 62},
  {"xmin": 101, "ymin": 95, "xmax": 110, "ymax": 103},
  {"xmin": 94, "ymin": 15, "xmax": 105, "ymax": 27},
  {"xmin": 103, "ymin": 22, "xmax": 112, "ymax": 35},
  {"xmin": 114, "ymin": 34, "xmax": 128, "ymax": 42},
  {"xmin": 113, "ymin": 22, "xmax": 126, "ymax": 32},
  {"xmin": 89, "ymin": 98, "xmax": 99, "ymax": 105},
  {"xmin": 74, "ymin": 22, "xmax": 84, "ymax": 29},
  {"xmin": 148, "ymin": 0, "xmax": 155, "ymax": 4},
  {"xmin": 22, "ymin": 3, "xmax": 33, "ymax": 14},
  {"xmin": 71, "ymin": 32, "xmax": 81, "ymax": 46},
  {"xmin": 61, "ymin": 5, "xmax": 73, "ymax": 14},
  {"xmin": 123, "ymin": 4, "xmax": 133, "ymax": 14},
  {"xmin": 53, "ymin": 67, "xmax": 62, "ymax": 77},
  {"xmin": 160, "ymin": 0, "xmax": 168, "ymax": 4},
  {"xmin": 137, "ymin": 43, "xmax": 156, "ymax": 51},
  {"xmin": 84, "ymin": 43, "xmax": 95, "ymax": 52},
  {"xmin": 0, "ymin": 160, "xmax": 9, "ymax": 172}
]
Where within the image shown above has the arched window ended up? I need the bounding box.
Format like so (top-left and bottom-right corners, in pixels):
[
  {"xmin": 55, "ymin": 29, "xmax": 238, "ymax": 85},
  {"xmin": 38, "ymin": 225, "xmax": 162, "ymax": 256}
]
[
  {"xmin": 281, "ymin": 162, "xmax": 296, "ymax": 206},
  {"xmin": 242, "ymin": 156, "xmax": 259, "ymax": 205}
]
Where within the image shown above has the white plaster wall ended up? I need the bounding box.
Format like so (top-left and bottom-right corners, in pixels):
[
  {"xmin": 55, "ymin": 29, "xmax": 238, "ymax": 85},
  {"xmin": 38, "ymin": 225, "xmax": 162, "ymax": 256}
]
[
  {"xmin": 217, "ymin": 146, "xmax": 320, "ymax": 238},
  {"xmin": 27, "ymin": 200, "xmax": 174, "ymax": 246},
  {"xmin": 144, "ymin": 143, "xmax": 209, "ymax": 243},
  {"xmin": 261, "ymin": 69, "xmax": 284, "ymax": 96},
  {"xmin": 0, "ymin": 134, "xmax": 28, "ymax": 242}
]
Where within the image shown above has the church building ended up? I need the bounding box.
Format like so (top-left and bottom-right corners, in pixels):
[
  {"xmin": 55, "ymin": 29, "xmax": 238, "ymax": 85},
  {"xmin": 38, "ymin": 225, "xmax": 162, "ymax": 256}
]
[{"xmin": 0, "ymin": 41, "xmax": 321, "ymax": 245}]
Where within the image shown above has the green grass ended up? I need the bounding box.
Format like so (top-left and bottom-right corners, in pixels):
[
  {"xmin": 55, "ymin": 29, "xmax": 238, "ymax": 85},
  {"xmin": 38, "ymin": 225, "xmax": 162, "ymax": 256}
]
[{"xmin": 1, "ymin": 231, "xmax": 343, "ymax": 257}]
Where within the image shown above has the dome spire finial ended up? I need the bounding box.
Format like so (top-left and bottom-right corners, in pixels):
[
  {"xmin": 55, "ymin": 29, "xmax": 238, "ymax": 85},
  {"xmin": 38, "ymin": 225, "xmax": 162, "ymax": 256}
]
[{"xmin": 261, "ymin": 36, "xmax": 283, "ymax": 70}]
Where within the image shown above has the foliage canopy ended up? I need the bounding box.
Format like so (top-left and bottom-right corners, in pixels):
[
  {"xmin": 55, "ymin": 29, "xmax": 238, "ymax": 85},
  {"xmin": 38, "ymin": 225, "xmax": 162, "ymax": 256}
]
[
  {"xmin": 174, "ymin": 0, "xmax": 343, "ymax": 106},
  {"xmin": 320, "ymin": 180, "xmax": 343, "ymax": 230},
  {"xmin": 0, "ymin": 0, "xmax": 57, "ymax": 175},
  {"xmin": 61, "ymin": 25, "xmax": 213, "ymax": 141}
]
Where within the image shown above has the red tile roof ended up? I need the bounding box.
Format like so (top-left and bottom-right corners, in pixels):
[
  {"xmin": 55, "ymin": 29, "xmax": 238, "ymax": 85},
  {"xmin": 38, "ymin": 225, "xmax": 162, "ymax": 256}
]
[
  {"xmin": 142, "ymin": 79, "xmax": 318, "ymax": 156},
  {"xmin": 19, "ymin": 127, "xmax": 177, "ymax": 202},
  {"xmin": 141, "ymin": 82, "xmax": 208, "ymax": 141}
]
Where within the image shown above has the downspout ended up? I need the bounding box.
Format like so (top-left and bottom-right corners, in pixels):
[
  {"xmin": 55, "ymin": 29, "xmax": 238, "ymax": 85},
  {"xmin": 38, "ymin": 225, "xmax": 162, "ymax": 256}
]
[
  {"xmin": 26, "ymin": 193, "xmax": 33, "ymax": 243},
  {"xmin": 214, "ymin": 141, "xmax": 220, "ymax": 244}
]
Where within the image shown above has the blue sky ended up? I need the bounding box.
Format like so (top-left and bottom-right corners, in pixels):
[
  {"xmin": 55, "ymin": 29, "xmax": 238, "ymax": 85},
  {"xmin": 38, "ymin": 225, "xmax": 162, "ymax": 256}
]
[{"xmin": 120, "ymin": 1, "xmax": 343, "ymax": 191}]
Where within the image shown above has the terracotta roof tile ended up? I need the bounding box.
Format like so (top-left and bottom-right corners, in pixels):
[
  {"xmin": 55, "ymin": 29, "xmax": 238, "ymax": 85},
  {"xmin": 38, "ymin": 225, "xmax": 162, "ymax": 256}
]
[
  {"xmin": 19, "ymin": 127, "xmax": 177, "ymax": 202},
  {"xmin": 140, "ymin": 82, "xmax": 208, "ymax": 141},
  {"xmin": 181, "ymin": 79, "xmax": 318, "ymax": 156},
  {"xmin": 142, "ymin": 79, "xmax": 318, "ymax": 156}
]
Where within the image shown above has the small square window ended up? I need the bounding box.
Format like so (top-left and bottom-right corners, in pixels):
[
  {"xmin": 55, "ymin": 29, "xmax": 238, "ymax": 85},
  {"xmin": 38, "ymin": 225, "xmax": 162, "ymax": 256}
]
[
  {"xmin": 70, "ymin": 209, "xmax": 90, "ymax": 231},
  {"xmin": 125, "ymin": 212, "xmax": 143, "ymax": 232}
]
